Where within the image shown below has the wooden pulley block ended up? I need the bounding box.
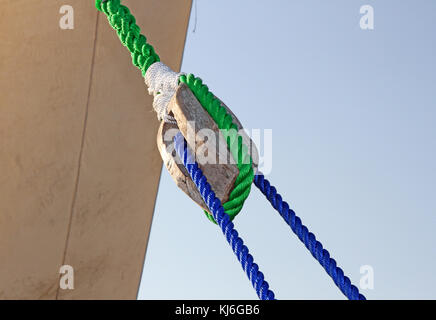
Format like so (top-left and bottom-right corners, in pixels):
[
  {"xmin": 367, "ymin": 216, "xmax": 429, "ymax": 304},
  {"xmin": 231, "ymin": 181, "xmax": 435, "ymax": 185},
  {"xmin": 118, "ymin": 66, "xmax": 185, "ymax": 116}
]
[{"xmin": 157, "ymin": 83, "xmax": 258, "ymax": 212}]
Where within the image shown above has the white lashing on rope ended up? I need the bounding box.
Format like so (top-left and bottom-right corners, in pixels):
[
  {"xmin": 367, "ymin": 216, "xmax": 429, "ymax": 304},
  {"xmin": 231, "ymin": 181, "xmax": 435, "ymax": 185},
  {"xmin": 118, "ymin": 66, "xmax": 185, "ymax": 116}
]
[{"xmin": 144, "ymin": 62, "xmax": 184, "ymax": 124}]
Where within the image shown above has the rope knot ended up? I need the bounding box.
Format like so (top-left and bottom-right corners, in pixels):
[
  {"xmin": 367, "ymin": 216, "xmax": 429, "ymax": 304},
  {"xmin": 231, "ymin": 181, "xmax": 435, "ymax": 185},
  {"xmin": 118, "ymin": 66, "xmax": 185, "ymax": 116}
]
[{"xmin": 144, "ymin": 62, "xmax": 184, "ymax": 124}]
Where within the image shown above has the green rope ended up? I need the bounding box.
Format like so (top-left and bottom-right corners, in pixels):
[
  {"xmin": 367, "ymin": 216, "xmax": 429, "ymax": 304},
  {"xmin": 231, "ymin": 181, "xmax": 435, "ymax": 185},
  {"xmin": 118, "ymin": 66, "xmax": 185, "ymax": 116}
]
[
  {"xmin": 179, "ymin": 74, "xmax": 254, "ymax": 223},
  {"xmin": 96, "ymin": 0, "xmax": 254, "ymax": 222},
  {"xmin": 96, "ymin": 0, "xmax": 160, "ymax": 76}
]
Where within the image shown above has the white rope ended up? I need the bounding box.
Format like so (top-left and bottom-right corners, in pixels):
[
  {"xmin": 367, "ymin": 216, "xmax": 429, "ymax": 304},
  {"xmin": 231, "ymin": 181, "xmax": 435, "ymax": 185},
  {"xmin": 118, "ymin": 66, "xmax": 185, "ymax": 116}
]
[{"xmin": 144, "ymin": 62, "xmax": 184, "ymax": 124}]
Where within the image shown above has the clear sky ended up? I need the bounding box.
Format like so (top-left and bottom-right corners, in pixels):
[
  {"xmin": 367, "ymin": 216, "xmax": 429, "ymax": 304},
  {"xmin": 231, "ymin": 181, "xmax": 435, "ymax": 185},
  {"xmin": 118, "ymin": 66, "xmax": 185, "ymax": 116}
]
[{"xmin": 138, "ymin": 0, "xmax": 436, "ymax": 299}]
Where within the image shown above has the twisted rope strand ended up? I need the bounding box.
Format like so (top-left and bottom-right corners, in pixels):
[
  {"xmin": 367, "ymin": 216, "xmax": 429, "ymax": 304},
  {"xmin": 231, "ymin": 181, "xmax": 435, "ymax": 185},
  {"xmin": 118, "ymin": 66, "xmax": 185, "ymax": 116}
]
[
  {"xmin": 97, "ymin": 0, "xmax": 253, "ymax": 223},
  {"xmin": 174, "ymin": 132, "xmax": 275, "ymax": 300},
  {"xmin": 180, "ymin": 74, "xmax": 254, "ymax": 222},
  {"xmin": 97, "ymin": 0, "xmax": 366, "ymax": 300},
  {"xmin": 97, "ymin": 0, "xmax": 160, "ymax": 76},
  {"xmin": 253, "ymin": 173, "xmax": 366, "ymax": 300}
]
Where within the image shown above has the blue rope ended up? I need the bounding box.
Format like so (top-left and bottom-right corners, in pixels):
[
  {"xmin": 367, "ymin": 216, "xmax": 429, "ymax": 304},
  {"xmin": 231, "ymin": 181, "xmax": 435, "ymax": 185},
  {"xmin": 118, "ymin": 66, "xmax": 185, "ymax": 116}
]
[
  {"xmin": 174, "ymin": 132, "xmax": 275, "ymax": 300},
  {"xmin": 253, "ymin": 173, "xmax": 366, "ymax": 300}
]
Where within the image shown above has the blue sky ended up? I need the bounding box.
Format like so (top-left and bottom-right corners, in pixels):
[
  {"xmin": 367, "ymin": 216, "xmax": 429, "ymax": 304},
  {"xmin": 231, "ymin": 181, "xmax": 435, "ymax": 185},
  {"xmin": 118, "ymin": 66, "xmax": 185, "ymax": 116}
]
[{"xmin": 138, "ymin": 0, "xmax": 436, "ymax": 299}]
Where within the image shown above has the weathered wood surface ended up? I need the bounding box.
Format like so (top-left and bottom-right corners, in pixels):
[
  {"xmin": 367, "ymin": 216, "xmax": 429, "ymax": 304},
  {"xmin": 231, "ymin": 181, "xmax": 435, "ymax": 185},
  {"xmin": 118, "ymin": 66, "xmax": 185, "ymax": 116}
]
[{"xmin": 157, "ymin": 83, "xmax": 258, "ymax": 212}]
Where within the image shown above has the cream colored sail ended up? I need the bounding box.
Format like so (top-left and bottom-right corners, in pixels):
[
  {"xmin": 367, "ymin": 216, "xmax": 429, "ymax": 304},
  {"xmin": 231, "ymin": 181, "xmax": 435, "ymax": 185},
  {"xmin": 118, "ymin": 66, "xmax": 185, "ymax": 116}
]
[{"xmin": 0, "ymin": 0, "xmax": 192, "ymax": 299}]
